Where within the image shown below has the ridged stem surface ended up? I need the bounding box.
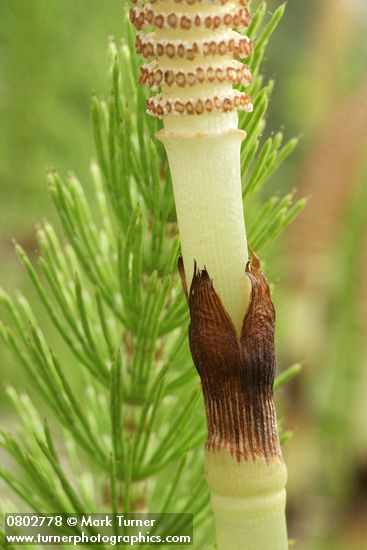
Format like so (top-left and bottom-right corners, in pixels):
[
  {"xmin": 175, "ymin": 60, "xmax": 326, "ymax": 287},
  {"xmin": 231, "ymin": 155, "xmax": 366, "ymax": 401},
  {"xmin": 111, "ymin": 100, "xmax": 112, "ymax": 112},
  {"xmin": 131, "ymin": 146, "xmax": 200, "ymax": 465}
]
[
  {"xmin": 206, "ymin": 451, "xmax": 288, "ymax": 550},
  {"xmin": 159, "ymin": 121, "xmax": 250, "ymax": 332}
]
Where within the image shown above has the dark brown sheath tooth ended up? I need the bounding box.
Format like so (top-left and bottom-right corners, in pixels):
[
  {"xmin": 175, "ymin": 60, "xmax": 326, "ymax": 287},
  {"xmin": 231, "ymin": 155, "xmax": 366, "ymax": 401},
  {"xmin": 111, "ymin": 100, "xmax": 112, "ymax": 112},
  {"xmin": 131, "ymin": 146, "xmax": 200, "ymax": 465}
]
[{"xmin": 178, "ymin": 253, "xmax": 281, "ymax": 463}]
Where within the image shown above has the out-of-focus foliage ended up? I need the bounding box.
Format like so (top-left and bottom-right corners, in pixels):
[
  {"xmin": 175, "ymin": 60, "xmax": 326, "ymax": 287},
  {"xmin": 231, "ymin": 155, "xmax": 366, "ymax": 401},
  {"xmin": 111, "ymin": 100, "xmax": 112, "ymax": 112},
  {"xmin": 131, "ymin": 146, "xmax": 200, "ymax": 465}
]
[
  {"xmin": 0, "ymin": 0, "xmax": 122, "ymax": 236},
  {"xmin": 269, "ymin": 2, "xmax": 367, "ymax": 549},
  {"xmin": 0, "ymin": 0, "xmax": 123, "ymax": 398}
]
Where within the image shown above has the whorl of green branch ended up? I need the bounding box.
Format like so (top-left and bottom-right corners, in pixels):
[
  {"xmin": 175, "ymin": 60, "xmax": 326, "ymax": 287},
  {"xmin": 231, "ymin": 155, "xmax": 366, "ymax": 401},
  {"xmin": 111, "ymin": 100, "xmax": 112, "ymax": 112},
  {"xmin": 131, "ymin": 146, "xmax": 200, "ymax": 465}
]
[{"xmin": 0, "ymin": 3, "xmax": 303, "ymax": 548}]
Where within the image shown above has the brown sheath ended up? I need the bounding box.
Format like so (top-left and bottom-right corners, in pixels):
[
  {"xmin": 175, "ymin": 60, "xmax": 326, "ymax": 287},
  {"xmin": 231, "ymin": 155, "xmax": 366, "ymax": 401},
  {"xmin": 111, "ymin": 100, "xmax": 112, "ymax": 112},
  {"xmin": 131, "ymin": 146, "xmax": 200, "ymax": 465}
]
[{"xmin": 179, "ymin": 253, "xmax": 281, "ymax": 462}]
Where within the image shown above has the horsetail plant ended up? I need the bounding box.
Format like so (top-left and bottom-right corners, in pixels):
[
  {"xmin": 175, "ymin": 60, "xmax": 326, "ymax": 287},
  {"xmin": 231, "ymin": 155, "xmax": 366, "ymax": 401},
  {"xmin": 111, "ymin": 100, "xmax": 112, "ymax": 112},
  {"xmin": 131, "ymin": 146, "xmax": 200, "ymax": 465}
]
[
  {"xmin": 132, "ymin": 0, "xmax": 297, "ymax": 548},
  {"xmin": 0, "ymin": 2, "xmax": 304, "ymax": 549}
]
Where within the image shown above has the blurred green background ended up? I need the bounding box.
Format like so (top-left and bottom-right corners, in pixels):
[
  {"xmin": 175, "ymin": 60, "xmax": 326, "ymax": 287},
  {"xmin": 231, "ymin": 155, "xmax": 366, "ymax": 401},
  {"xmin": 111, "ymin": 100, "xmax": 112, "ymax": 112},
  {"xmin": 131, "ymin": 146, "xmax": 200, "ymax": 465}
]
[{"xmin": 1, "ymin": 1, "xmax": 367, "ymax": 548}]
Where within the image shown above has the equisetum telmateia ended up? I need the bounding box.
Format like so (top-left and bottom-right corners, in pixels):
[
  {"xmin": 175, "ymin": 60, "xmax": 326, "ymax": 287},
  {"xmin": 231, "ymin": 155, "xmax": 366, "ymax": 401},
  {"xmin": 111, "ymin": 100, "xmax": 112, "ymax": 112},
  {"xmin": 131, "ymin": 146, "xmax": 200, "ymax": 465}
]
[{"xmin": 131, "ymin": 0, "xmax": 288, "ymax": 547}]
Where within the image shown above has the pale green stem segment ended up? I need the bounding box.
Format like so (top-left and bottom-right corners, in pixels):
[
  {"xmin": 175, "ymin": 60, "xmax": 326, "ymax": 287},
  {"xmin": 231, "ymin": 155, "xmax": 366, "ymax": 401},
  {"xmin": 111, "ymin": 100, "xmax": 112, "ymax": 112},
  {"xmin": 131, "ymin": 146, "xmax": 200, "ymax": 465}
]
[
  {"xmin": 205, "ymin": 450, "xmax": 288, "ymax": 550},
  {"xmin": 158, "ymin": 113, "xmax": 287, "ymax": 550},
  {"xmin": 158, "ymin": 113, "xmax": 251, "ymax": 333}
]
